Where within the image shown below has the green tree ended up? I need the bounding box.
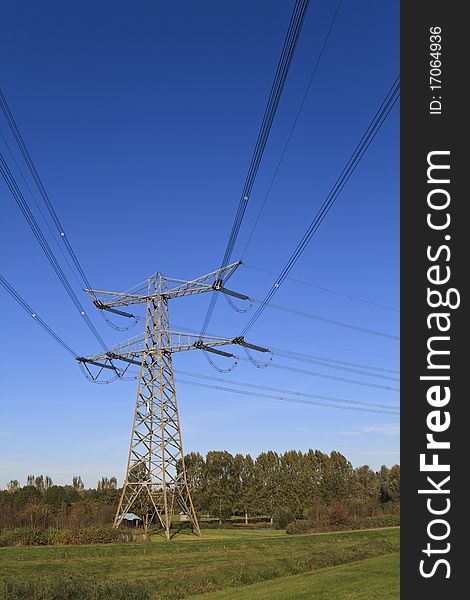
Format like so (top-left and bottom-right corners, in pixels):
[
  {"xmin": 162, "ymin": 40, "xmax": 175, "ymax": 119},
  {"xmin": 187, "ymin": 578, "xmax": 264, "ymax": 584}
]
[
  {"xmin": 72, "ymin": 475, "xmax": 84, "ymax": 492},
  {"xmin": 204, "ymin": 451, "xmax": 236, "ymax": 518},
  {"xmin": 254, "ymin": 451, "xmax": 280, "ymax": 521}
]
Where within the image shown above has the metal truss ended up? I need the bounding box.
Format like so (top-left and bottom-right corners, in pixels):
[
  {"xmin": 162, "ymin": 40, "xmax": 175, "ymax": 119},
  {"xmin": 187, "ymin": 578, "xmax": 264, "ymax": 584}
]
[{"xmin": 78, "ymin": 263, "xmax": 268, "ymax": 540}]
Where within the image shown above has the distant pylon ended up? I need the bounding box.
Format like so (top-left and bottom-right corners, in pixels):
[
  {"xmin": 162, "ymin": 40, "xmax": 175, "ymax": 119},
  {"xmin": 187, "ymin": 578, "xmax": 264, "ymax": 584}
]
[{"xmin": 77, "ymin": 262, "xmax": 268, "ymax": 540}]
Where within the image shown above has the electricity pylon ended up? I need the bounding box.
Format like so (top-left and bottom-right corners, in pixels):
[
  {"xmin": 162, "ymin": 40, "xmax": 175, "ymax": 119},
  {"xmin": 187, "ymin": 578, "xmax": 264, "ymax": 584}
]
[{"xmin": 77, "ymin": 262, "xmax": 268, "ymax": 540}]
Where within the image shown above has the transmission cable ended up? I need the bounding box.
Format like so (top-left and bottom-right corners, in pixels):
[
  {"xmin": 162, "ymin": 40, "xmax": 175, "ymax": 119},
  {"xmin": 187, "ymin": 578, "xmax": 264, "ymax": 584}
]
[
  {"xmin": 175, "ymin": 369, "xmax": 398, "ymax": 411},
  {"xmin": 0, "ymin": 89, "xmax": 92, "ymax": 290},
  {"xmin": 200, "ymin": 0, "xmax": 311, "ymax": 338},
  {"xmin": 0, "ymin": 152, "xmax": 109, "ymax": 352},
  {"xmin": 244, "ymin": 263, "xmax": 399, "ymax": 313},
  {"xmin": 240, "ymin": 75, "xmax": 400, "ymax": 336},
  {"xmin": 0, "ymin": 272, "xmax": 77, "ymax": 356},
  {"xmin": 177, "ymin": 379, "xmax": 398, "ymax": 416},
  {"xmin": 262, "ymin": 301, "xmax": 399, "ymax": 341},
  {"xmin": 236, "ymin": 356, "xmax": 399, "ymax": 392},
  {"xmin": 0, "ymin": 90, "xmax": 137, "ymax": 333},
  {"xmin": 269, "ymin": 346, "xmax": 399, "ymax": 374},
  {"xmin": 241, "ymin": 0, "xmax": 343, "ymax": 259}
]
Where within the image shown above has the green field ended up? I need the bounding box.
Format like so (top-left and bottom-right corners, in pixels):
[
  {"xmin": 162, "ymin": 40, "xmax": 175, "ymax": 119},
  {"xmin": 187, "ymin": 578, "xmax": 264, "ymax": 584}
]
[
  {"xmin": 197, "ymin": 552, "xmax": 400, "ymax": 599},
  {"xmin": 0, "ymin": 528, "xmax": 399, "ymax": 599}
]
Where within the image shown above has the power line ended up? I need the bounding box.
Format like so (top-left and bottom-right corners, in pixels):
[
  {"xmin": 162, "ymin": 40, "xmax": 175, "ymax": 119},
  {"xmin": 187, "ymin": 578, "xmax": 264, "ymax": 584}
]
[
  {"xmin": 237, "ymin": 357, "xmax": 399, "ymax": 392},
  {"xmin": 0, "ymin": 151, "xmax": 109, "ymax": 352},
  {"xmin": 269, "ymin": 346, "xmax": 399, "ymax": 374},
  {"xmin": 0, "ymin": 128, "xmax": 85, "ymax": 291},
  {"xmin": 200, "ymin": 0, "xmax": 311, "ymax": 337},
  {"xmin": 241, "ymin": 0, "xmax": 343, "ymax": 259},
  {"xmin": 175, "ymin": 369, "xmax": 398, "ymax": 411},
  {"xmin": 172, "ymin": 320, "xmax": 399, "ymax": 377},
  {"xmin": 244, "ymin": 263, "xmax": 399, "ymax": 313},
  {"xmin": 0, "ymin": 272, "xmax": 77, "ymax": 356},
  {"xmin": 177, "ymin": 379, "xmax": 399, "ymax": 416},
  {"xmin": 270, "ymin": 350, "xmax": 399, "ymax": 382},
  {"xmin": 262, "ymin": 301, "xmax": 399, "ymax": 341},
  {"xmin": 0, "ymin": 272, "xmax": 399, "ymax": 414},
  {"xmin": 0, "ymin": 89, "xmax": 92, "ymax": 290},
  {"xmin": 240, "ymin": 75, "xmax": 400, "ymax": 336}
]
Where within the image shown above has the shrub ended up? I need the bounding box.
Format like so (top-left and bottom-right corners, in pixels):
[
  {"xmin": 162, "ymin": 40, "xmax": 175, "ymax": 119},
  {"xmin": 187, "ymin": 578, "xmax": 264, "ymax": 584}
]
[
  {"xmin": 0, "ymin": 577, "xmax": 151, "ymax": 600},
  {"xmin": 285, "ymin": 519, "xmax": 312, "ymax": 535},
  {"xmin": 285, "ymin": 513, "xmax": 400, "ymax": 535},
  {"xmin": 329, "ymin": 505, "xmax": 349, "ymax": 526},
  {"xmin": 273, "ymin": 508, "xmax": 296, "ymax": 530},
  {"xmin": 0, "ymin": 526, "xmax": 144, "ymax": 547}
]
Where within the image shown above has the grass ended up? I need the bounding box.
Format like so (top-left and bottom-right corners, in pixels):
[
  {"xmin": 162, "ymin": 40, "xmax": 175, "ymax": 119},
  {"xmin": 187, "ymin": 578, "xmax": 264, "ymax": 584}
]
[
  {"xmin": 0, "ymin": 527, "xmax": 399, "ymax": 599},
  {"xmin": 196, "ymin": 552, "xmax": 400, "ymax": 599}
]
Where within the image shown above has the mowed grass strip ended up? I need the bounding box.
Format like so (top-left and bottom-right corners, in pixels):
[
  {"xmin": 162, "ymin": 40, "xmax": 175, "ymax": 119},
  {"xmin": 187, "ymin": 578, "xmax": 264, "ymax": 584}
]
[
  {"xmin": 0, "ymin": 528, "xmax": 399, "ymax": 600},
  {"xmin": 195, "ymin": 552, "xmax": 400, "ymax": 600}
]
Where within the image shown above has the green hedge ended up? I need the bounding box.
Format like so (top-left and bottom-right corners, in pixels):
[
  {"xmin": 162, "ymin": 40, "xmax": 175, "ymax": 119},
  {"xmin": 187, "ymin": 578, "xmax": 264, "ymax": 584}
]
[
  {"xmin": 0, "ymin": 526, "xmax": 143, "ymax": 547},
  {"xmin": 286, "ymin": 513, "xmax": 400, "ymax": 535},
  {"xmin": 0, "ymin": 577, "xmax": 150, "ymax": 600}
]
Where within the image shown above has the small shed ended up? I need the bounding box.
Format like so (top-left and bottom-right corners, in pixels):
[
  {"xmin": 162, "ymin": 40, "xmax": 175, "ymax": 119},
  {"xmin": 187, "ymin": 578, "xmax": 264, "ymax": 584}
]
[{"xmin": 122, "ymin": 512, "xmax": 142, "ymax": 527}]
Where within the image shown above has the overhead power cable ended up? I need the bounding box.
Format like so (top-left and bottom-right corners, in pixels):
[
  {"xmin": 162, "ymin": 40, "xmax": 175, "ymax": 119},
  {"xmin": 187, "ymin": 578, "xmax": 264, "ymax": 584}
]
[
  {"xmin": 0, "ymin": 89, "xmax": 92, "ymax": 290},
  {"xmin": 0, "ymin": 272, "xmax": 77, "ymax": 356},
  {"xmin": 262, "ymin": 301, "xmax": 399, "ymax": 341},
  {"xmin": 236, "ymin": 357, "xmax": 399, "ymax": 392},
  {"xmin": 269, "ymin": 346, "xmax": 399, "ymax": 374},
  {"xmin": 241, "ymin": 0, "xmax": 343, "ymax": 259},
  {"xmin": 0, "ymin": 90, "xmax": 134, "ymax": 333},
  {"xmin": 0, "ymin": 276, "xmax": 399, "ymax": 416},
  {"xmin": 244, "ymin": 263, "xmax": 399, "ymax": 313},
  {"xmin": 0, "ymin": 151, "xmax": 109, "ymax": 352},
  {"xmin": 240, "ymin": 75, "xmax": 400, "ymax": 336},
  {"xmin": 177, "ymin": 379, "xmax": 399, "ymax": 416},
  {"xmin": 175, "ymin": 369, "xmax": 398, "ymax": 411},
  {"xmin": 200, "ymin": 0, "xmax": 311, "ymax": 337},
  {"xmin": 269, "ymin": 351, "xmax": 399, "ymax": 382},
  {"xmin": 174, "ymin": 321, "xmax": 399, "ymax": 376}
]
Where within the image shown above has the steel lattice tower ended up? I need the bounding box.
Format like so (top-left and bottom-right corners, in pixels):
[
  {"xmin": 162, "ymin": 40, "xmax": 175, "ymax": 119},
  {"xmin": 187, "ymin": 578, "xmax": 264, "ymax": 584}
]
[{"xmin": 78, "ymin": 262, "xmax": 268, "ymax": 540}]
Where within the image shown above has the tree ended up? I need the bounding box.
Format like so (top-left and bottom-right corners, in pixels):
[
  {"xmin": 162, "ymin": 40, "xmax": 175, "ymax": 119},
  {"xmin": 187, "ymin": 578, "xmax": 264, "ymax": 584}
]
[
  {"xmin": 72, "ymin": 475, "xmax": 84, "ymax": 492},
  {"xmin": 204, "ymin": 451, "xmax": 236, "ymax": 518},
  {"xmin": 234, "ymin": 454, "xmax": 257, "ymax": 523},
  {"xmin": 351, "ymin": 465, "xmax": 379, "ymax": 515},
  {"xmin": 320, "ymin": 451, "xmax": 353, "ymax": 505},
  {"xmin": 97, "ymin": 477, "xmax": 117, "ymax": 491},
  {"xmin": 44, "ymin": 485, "xmax": 80, "ymax": 508},
  {"xmin": 183, "ymin": 452, "xmax": 206, "ymax": 511},
  {"xmin": 7, "ymin": 480, "xmax": 19, "ymax": 493},
  {"xmin": 254, "ymin": 451, "xmax": 281, "ymax": 520},
  {"xmin": 379, "ymin": 464, "xmax": 400, "ymax": 504},
  {"xmin": 35, "ymin": 475, "xmax": 44, "ymax": 493}
]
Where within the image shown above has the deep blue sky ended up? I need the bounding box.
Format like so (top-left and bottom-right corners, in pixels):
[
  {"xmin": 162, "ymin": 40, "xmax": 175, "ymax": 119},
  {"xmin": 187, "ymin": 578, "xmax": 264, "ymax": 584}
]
[{"xmin": 0, "ymin": 1, "xmax": 399, "ymax": 488}]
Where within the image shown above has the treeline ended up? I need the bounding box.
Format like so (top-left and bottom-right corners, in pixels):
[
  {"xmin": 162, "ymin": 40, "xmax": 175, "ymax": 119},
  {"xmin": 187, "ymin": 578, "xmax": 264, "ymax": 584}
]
[
  {"xmin": 0, "ymin": 476, "xmax": 119, "ymax": 529},
  {"xmin": 0, "ymin": 450, "xmax": 399, "ymax": 531},
  {"xmin": 184, "ymin": 450, "xmax": 400, "ymax": 524}
]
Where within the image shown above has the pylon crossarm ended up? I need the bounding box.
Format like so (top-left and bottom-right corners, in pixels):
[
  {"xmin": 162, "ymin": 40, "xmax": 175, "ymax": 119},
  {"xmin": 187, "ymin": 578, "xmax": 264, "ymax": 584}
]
[
  {"xmin": 163, "ymin": 261, "xmax": 242, "ymax": 299},
  {"xmin": 84, "ymin": 261, "xmax": 245, "ymax": 310},
  {"xmin": 77, "ymin": 331, "xmax": 269, "ymax": 368},
  {"xmin": 84, "ymin": 289, "xmax": 153, "ymax": 309}
]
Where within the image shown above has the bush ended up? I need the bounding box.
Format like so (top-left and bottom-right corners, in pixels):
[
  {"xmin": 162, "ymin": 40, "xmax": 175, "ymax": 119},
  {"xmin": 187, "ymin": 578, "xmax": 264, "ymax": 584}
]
[
  {"xmin": 0, "ymin": 526, "xmax": 144, "ymax": 547},
  {"xmin": 273, "ymin": 508, "xmax": 296, "ymax": 530},
  {"xmin": 329, "ymin": 505, "xmax": 348, "ymax": 526},
  {"xmin": 0, "ymin": 577, "xmax": 151, "ymax": 600},
  {"xmin": 285, "ymin": 519, "xmax": 311, "ymax": 535},
  {"xmin": 285, "ymin": 513, "xmax": 400, "ymax": 535}
]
